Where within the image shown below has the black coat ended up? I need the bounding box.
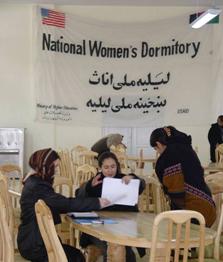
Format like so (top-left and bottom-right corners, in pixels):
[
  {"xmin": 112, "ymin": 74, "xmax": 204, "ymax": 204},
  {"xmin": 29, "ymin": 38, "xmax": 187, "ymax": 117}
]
[
  {"xmin": 155, "ymin": 143, "xmax": 216, "ymax": 227},
  {"xmin": 208, "ymin": 123, "xmax": 223, "ymax": 162},
  {"xmin": 17, "ymin": 176, "xmax": 100, "ymax": 261},
  {"xmin": 76, "ymin": 172, "xmax": 145, "ymax": 212}
]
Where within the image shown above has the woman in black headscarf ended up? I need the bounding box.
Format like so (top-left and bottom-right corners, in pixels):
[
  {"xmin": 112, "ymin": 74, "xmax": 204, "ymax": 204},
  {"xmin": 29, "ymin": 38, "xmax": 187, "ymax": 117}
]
[
  {"xmin": 17, "ymin": 148, "xmax": 109, "ymax": 262},
  {"xmin": 150, "ymin": 126, "xmax": 216, "ymax": 227}
]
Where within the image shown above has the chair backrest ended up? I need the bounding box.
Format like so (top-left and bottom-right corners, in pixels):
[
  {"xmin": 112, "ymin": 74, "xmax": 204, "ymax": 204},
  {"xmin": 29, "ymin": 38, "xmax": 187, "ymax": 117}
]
[
  {"xmin": 53, "ymin": 176, "xmax": 73, "ymax": 197},
  {"xmin": 135, "ymin": 148, "xmax": 144, "ymax": 169},
  {"xmin": 0, "ymin": 196, "xmax": 14, "ymax": 262},
  {"xmin": 0, "ymin": 164, "xmax": 21, "ymax": 174},
  {"xmin": 215, "ymin": 144, "xmax": 223, "ymax": 164},
  {"xmin": 204, "ymin": 172, "xmax": 223, "ymax": 194},
  {"xmin": 71, "ymin": 145, "xmax": 88, "ymax": 165},
  {"xmin": 0, "ymin": 164, "xmax": 22, "ymax": 191},
  {"xmin": 0, "ymin": 173, "xmax": 14, "ymax": 238},
  {"xmin": 110, "ymin": 144, "xmax": 128, "ymax": 170},
  {"xmin": 8, "ymin": 190, "xmax": 21, "ymax": 209},
  {"xmin": 76, "ymin": 150, "xmax": 98, "ymax": 167},
  {"xmin": 35, "ymin": 200, "xmax": 68, "ymax": 262},
  {"xmin": 75, "ymin": 164, "xmax": 97, "ymax": 188},
  {"xmin": 138, "ymin": 176, "xmax": 170, "ymax": 213},
  {"xmin": 149, "ymin": 210, "xmax": 205, "ymax": 262},
  {"xmin": 57, "ymin": 149, "xmax": 75, "ymax": 182}
]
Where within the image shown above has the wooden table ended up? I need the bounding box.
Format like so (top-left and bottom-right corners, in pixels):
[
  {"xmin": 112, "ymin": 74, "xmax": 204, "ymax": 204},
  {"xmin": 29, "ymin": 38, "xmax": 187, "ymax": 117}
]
[
  {"xmin": 68, "ymin": 211, "xmax": 216, "ymax": 262},
  {"xmin": 204, "ymin": 163, "xmax": 223, "ymax": 175}
]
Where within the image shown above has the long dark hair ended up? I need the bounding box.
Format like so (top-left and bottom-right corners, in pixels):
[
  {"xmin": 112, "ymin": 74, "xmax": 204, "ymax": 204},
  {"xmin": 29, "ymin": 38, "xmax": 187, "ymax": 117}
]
[
  {"xmin": 98, "ymin": 151, "xmax": 121, "ymax": 174},
  {"xmin": 150, "ymin": 126, "xmax": 192, "ymax": 147}
]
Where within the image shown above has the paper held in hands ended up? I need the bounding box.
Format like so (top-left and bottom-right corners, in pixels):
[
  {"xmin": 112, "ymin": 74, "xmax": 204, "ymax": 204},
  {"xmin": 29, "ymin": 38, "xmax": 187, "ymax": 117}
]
[{"xmin": 101, "ymin": 177, "xmax": 140, "ymax": 206}]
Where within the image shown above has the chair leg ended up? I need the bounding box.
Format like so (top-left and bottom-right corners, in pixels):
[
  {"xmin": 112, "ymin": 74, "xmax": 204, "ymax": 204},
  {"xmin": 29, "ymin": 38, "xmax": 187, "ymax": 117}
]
[{"xmin": 85, "ymin": 245, "xmax": 102, "ymax": 262}]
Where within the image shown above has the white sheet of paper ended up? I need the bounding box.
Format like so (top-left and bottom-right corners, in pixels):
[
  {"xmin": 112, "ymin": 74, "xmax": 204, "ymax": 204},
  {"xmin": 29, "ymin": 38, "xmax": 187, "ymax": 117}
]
[{"xmin": 101, "ymin": 177, "xmax": 140, "ymax": 206}]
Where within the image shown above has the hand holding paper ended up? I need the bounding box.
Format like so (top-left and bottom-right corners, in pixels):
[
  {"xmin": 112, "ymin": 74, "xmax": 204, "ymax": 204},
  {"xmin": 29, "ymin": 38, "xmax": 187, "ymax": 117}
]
[
  {"xmin": 99, "ymin": 198, "xmax": 111, "ymax": 208},
  {"xmin": 101, "ymin": 177, "xmax": 140, "ymax": 206}
]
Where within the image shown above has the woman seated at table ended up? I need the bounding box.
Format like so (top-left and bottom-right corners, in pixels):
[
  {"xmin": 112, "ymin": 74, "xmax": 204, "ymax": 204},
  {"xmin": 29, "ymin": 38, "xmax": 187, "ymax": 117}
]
[
  {"xmin": 76, "ymin": 151, "xmax": 146, "ymax": 262},
  {"xmin": 150, "ymin": 126, "xmax": 216, "ymax": 227},
  {"xmin": 17, "ymin": 148, "xmax": 109, "ymax": 262}
]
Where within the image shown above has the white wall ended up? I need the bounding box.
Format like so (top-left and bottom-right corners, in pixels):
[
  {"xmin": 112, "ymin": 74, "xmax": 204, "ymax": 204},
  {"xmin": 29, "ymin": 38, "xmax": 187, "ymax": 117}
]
[{"xmin": 0, "ymin": 4, "xmax": 221, "ymax": 171}]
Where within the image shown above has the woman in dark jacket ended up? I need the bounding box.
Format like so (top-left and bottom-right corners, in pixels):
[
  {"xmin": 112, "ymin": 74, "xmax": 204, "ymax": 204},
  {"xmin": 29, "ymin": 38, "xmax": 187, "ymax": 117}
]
[
  {"xmin": 17, "ymin": 148, "xmax": 109, "ymax": 262},
  {"xmin": 76, "ymin": 151, "xmax": 146, "ymax": 262},
  {"xmin": 208, "ymin": 115, "xmax": 223, "ymax": 162},
  {"xmin": 150, "ymin": 126, "xmax": 216, "ymax": 227}
]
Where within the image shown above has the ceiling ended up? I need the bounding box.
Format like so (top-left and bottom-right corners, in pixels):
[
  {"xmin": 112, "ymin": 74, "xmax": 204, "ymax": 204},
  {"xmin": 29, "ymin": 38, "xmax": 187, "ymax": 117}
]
[{"xmin": 0, "ymin": 0, "xmax": 223, "ymax": 6}]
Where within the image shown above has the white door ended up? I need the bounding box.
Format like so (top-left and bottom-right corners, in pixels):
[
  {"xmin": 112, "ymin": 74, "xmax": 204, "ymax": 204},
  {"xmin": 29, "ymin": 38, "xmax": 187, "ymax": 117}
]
[{"xmin": 102, "ymin": 127, "xmax": 156, "ymax": 158}]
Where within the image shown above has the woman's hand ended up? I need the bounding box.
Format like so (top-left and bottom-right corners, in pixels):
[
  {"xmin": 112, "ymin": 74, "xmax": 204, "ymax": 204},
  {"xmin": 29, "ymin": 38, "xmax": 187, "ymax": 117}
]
[
  {"xmin": 122, "ymin": 175, "xmax": 134, "ymax": 184},
  {"xmin": 91, "ymin": 174, "xmax": 103, "ymax": 187},
  {"xmin": 99, "ymin": 198, "xmax": 110, "ymax": 209}
]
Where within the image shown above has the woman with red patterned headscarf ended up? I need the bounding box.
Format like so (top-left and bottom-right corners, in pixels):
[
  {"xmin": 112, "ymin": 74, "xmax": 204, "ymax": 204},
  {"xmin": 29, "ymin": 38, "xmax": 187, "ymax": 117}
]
[{"xmin": 18, "ymin": 148, "xmax": 109, "ymax": 262}]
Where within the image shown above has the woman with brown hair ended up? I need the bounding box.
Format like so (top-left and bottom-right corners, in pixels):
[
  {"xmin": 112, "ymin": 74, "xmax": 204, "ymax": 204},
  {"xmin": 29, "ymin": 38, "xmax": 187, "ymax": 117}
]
[{"xmin": 17, "ymin": 148, "xmax": 109, "ymax": 262}]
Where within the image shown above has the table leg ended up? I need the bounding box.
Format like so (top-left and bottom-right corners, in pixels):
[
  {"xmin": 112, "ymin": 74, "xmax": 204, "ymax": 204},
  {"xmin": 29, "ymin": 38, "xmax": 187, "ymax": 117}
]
[{"xmin": 107, "ymin": 243, "xmax": 126, "ymax": 262}]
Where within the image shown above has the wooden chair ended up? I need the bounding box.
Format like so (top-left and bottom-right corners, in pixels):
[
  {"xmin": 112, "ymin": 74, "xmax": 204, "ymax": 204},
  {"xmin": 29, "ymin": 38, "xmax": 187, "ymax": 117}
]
[
  {"xmin": 53, "ymin": 176, "xmax": 74, "ymax": 244},
  {"xmin": 53, "ymin": 176, "xmax": 101, "ymax": 260},
  {"xmin": 71, "ymin": 146, "xmax": 89, "ymax": 184},
  {"xmin": 71, "ymin": 145, "xmax": 89, "ymax": 165},
  {"xmin": 84, "ymin": 245, "xmax": 103, "ymax": 262},
  {"xmin": 138, "ymin": 176, "xmax": 170, "ymax": 213},
  {"xmin": 194, "ymin": 146, "xmax": 199, "ymax": 154},
  {"xmin": 0, "ymin": 196, "xmax": 14, "ymax": 262},
  {"xmin": 57, "ymin": 149, "xmax": 75, "ymax": 183},
  {"xmin": 136, "ymin": 148, "xmax": 144, "ymax": 168},
  {"xmin": 0, "ymin": 163, "xmax": 21, "ymax": 174},
  {"xmin": 190, "ymin": 202, "xmax": 223, "ymax": 261},
  {"xmin": 53, "ymin": 176, "xmax": 74, "ymax": 197},
  {"xmin": 71, "ymin": 146, "xmax": 97, "ymax": 165},
  {"xmin": 0, "ymin": 197, "xmax": 26, "ymax": 262},
  {"xmin": 215, "ymin": 144, "xmax": 223, "ymax": 165},
  {"xmin": 71, "ymin": 147, "xmax": 98, "ymax": 185},
  {"xmin": 0, "ymin": 173, "xmax": 15, "ymax": 239},
  {"xmin": 0, "ymin": 163, "xmax": 22, "ymax": 191},
  {"xmin": 76, "ymin": 150, "xmax": 98, "ymax": 167},
  {"xmin": 70, "ymin": 164, "xmax": 97, "ymax": 249},
  {"xmin": 35, "ymin": 199, "xmax": 68, "ymax": 262},
  {"xmin": 110, "ymin": 144, "xmax": 128, "ymax": 171},
  {"xmin": 149, "ymin": 210, "xmax": 206, "ymax": 262},
  {"xmin": 212, "ymin": 203, "xmax": 223, "ymax": 260},
  {"xmin": 0, "ymin": 173, "xmax": 21, "ymax": 251},
  {"xmin": 75, "ymin": 164, "xmax": 97, "ymax": 189},
  {"xmin": 8, "ymin": 189, "xmax": 21, "ymax": 210},
  {"xmin": 205, "ymin": 172, "xmax": 223, "ymax": 231}
]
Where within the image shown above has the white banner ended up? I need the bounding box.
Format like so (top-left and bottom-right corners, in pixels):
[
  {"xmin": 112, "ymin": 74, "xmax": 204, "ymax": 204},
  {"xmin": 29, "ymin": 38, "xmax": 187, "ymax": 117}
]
[{"xmin": 34, "ymin": 7, "xmax": 214, "ymax": 126}]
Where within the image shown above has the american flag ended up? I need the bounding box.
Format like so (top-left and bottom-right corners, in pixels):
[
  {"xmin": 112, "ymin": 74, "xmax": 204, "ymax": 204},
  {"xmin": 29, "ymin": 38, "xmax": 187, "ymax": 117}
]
[{"xmin": 41, "ymin": 8, "xmax": 65, "ymax": 28}]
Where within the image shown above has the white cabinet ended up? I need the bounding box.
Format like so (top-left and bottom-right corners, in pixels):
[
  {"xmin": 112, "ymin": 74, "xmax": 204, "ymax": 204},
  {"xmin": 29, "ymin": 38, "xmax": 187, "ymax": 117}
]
[{"xmin": 0, "ymin": 128, "xmax": 24, "ymax": 174}]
